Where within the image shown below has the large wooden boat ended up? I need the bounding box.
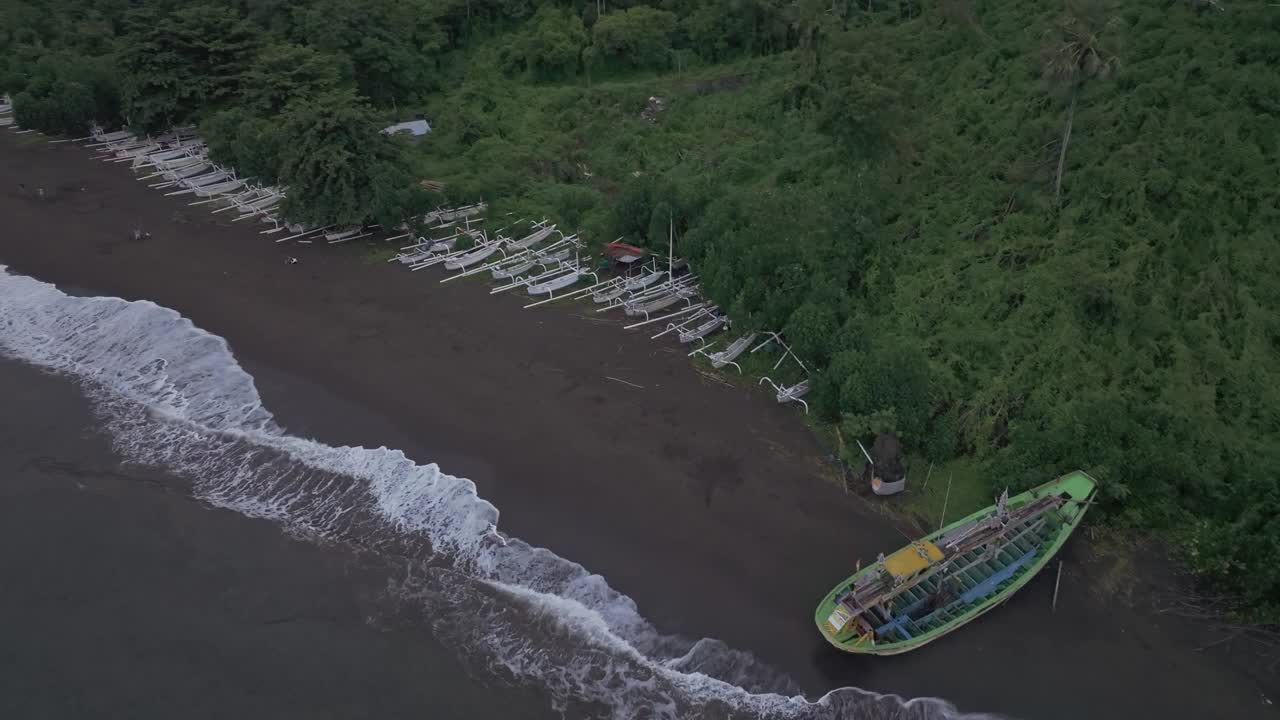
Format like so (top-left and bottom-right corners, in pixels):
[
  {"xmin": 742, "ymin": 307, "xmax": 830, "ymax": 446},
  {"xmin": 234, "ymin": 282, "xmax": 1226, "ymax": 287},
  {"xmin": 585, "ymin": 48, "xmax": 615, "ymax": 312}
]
[{"xmin": 815, "ymin": 471, "xmax": 1097, "ymax": 655}]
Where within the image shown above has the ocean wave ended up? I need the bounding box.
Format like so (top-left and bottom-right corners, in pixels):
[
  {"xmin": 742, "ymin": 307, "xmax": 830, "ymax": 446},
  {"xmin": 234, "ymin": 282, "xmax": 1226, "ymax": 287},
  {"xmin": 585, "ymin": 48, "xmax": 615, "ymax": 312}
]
[{"xmin": 0, "ymin": 266, "xmax": 997, "ymax": 720}]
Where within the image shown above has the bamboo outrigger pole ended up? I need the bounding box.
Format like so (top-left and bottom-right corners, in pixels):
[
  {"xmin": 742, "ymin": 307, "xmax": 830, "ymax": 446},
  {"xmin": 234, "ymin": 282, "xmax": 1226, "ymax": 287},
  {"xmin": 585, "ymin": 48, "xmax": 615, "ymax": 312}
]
[
  {"xmin": 855, "ymin": 439, "xmax": 874, "ymax": 466},
  {"xmin": 1052, "ymin": 560, "xmax": 1064, "ymax": 612}
]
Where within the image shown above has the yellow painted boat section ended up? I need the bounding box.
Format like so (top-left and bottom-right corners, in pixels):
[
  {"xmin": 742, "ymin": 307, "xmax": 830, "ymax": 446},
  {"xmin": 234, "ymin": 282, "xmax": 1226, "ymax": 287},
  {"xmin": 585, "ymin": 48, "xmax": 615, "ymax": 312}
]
[{"xmin": 883, "ymin": 541, "xmax": 944, "ymax": 579}]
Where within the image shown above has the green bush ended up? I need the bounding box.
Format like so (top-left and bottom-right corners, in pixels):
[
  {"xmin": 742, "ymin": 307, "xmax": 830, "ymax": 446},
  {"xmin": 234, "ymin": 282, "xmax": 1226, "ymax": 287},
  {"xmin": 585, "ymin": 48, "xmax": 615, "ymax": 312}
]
[
  {"xmin": 922, "ymin": 408, "xmax": 961, "ymax": 464},
  {"xmin": 119, "ymin": 4, "xmax": 261, "ymax": 130},
  {"xmin": 277, "ymin": 89, "xmax": 429, "ymax": 227},
  {"xmin": 504, "ymin": 6, "xmax": 588, "ymax": 78},
  {"xmin": 587, "ymin": 7, "xmax": 677, "ymax": 71},
  {"xmin": 11, "ymin": 52, "xmax": 120, "ymax": 135}
]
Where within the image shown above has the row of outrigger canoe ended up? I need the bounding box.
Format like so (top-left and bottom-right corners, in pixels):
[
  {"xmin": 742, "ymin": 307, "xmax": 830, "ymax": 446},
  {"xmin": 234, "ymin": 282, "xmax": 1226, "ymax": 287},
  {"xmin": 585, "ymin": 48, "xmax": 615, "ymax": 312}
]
[
  {"xmin": 68, "ymin": 122, "xmax": 816, "ymax": 414},
  {"xmin": 83, "ymin": 125, "xmax": 373, "ymax": 244},
  {"xmin": 388, "ymin": 210, "xmax": 815, "ymax": 409}
]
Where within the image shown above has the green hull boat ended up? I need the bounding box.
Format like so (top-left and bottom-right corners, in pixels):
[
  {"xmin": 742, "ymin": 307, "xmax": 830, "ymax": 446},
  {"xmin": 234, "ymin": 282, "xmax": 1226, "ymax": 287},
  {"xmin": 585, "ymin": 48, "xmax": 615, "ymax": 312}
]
[{"xmin": 815, "ymin": 470, "xmax": 1097, "ymax": 655}]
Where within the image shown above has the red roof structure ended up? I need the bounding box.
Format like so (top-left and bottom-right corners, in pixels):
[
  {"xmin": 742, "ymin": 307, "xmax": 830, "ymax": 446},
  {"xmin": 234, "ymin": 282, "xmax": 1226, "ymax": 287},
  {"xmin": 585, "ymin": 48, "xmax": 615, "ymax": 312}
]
[{"xmin": 604, "ymin": 241, "xmax": 647, "ymax": 263}]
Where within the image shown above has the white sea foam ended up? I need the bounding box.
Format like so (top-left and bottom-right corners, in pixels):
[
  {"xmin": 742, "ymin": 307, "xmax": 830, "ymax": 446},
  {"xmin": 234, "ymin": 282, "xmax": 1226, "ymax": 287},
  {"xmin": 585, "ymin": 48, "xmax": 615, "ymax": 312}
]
[{"xmin": 0, "ymin": 266, "xmax": 999, "ymax": 720}]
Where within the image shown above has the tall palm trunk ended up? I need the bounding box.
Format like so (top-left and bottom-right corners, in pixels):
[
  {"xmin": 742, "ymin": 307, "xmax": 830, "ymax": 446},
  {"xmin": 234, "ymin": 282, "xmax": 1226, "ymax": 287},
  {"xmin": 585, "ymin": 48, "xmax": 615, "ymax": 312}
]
[{"xmin": 1053, "ymin": 84, "xmax": 1077, "ymax": 206}]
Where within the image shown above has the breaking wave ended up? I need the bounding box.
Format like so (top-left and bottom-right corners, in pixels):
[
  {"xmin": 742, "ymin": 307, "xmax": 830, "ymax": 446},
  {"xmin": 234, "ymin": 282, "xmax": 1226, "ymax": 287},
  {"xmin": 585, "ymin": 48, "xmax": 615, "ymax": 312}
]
[{"xmin": 0, "ymin": 266, "xmax": 997, "ymax": 720}]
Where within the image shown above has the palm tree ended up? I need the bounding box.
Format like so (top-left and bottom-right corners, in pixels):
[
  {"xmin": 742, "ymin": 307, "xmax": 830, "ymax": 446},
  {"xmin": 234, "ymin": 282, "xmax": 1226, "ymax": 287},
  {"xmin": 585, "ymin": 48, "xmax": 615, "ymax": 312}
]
[{"xmin": 1043, "ymin": 7, "xmax": 1119, "ymax": 204}]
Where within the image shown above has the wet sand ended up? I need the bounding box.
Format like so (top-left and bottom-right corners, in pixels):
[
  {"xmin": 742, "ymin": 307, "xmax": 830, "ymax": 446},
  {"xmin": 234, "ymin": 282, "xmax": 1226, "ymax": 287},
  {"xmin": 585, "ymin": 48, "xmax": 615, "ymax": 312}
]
[{"xmin": 1, "ymin": 134, "xmax": 1274, "ymax": 719}]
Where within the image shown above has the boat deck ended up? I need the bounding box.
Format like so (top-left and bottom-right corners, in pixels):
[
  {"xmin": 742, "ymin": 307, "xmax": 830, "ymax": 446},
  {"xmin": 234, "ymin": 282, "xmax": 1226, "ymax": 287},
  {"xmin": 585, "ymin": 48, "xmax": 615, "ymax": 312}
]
[{"xmin": 870, "ymin": 512, "xmax": 1059, "ymax": 641}]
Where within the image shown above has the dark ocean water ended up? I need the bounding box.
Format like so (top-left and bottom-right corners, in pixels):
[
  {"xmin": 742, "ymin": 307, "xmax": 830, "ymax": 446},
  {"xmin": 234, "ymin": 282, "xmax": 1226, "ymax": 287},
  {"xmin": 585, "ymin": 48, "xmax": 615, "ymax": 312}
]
[{"xmin": 0, "ymin": 354, "xmax": 562, "ymax": 720}]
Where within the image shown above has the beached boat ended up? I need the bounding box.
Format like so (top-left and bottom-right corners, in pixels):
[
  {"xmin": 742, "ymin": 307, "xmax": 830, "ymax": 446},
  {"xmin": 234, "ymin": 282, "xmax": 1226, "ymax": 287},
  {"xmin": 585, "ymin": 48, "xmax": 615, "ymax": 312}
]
[
  {"xmin": 815, "ymin": 470, "xmax": 1097, "ymax": 655},
  {"xmin": 445, "ymin": 241, "xmax": 503, "ymax": 270}
]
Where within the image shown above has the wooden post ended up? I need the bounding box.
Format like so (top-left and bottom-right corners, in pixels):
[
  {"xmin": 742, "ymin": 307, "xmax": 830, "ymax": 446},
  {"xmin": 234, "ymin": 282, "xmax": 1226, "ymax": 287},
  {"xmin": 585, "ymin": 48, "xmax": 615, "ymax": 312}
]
[
  {"xmin": 836, "ymin": 427, "xmax": 849, "ymax": 495},
  {"xmin": 1052, "ymin": 560, "xmax": 1064, "ymax": 612},
  {"xmin": 667, "ymin": 213, "xmax": 674, "ymax": 285},
  {"xmin": 938, "ymin": 472, "xmax": 953, "ymax": 531}
]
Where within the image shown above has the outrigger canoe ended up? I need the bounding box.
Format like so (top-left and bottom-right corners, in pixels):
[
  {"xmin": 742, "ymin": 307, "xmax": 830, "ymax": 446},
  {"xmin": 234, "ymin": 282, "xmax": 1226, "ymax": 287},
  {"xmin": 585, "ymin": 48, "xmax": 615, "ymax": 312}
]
[{"xmin": 815, "ymin": 470, "xmax": 1097, "ymax": 655}]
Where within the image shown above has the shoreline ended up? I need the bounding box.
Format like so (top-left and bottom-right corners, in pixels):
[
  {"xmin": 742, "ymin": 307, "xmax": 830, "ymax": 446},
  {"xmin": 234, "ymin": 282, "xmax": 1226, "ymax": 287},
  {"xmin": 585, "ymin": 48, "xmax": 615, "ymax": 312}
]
[{"xmin": 1, "ymin": 133, "xmax": 1274, "ymax": 719}]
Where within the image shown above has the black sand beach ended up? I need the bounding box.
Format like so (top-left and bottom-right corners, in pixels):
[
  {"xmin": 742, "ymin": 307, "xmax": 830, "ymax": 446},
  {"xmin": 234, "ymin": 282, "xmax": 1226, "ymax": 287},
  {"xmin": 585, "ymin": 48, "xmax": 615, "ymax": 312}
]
[{"xmin": 1, "ymin": 134, "xmax": 1275, "ymax": 719}]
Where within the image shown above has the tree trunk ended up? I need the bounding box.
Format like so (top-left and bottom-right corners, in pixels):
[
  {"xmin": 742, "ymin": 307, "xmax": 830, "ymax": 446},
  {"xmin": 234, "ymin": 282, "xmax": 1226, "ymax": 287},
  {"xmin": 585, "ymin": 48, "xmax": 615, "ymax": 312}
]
[{"xmin": 1053, "ymin": 86, "xmax": 1077, "ymax": 206}]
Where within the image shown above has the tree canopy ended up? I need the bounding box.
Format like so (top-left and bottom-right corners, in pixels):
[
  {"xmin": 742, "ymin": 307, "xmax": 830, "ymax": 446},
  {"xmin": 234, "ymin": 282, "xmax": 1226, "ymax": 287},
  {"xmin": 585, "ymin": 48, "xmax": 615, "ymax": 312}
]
[
  {"xmin": 118, "ymin": 4, "xmax": 261, "ymax": 130},
  {"xmin": 277, "ymin": 89, "xmax": 426, "ymax": 227}
]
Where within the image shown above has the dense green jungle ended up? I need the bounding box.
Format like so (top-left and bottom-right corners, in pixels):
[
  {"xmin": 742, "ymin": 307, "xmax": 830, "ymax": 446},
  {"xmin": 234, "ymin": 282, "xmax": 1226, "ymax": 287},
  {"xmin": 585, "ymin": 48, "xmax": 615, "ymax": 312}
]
[{"xmin": 2, "ymin": 0, "xmax": 1277, "ymax": 618}]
